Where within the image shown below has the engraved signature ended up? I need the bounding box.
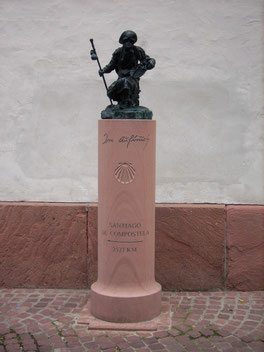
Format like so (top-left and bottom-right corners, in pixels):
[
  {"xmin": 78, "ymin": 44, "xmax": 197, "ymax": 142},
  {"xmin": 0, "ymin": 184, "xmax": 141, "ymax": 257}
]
[
  {"xmin": 102, "ymin": 133, "xmax": 113, "ymax": 144},
  {"xmin": 119, "ymin": 135, "xmax": 150, "ymax": 149},
  {"xmin": 102, "ymin": 133, "xmax": 150, "ymax": 150}
]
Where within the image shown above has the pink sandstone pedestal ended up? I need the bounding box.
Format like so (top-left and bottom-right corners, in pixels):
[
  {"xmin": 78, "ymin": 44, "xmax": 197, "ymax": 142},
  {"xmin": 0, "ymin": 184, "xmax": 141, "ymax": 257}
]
[{"xmin": 91, "ymin": 119, "xmax": 161, "ymax": 323}]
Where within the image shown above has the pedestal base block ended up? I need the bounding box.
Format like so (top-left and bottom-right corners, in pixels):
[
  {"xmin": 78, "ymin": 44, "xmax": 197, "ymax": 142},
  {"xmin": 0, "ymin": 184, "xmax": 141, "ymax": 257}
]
[
  {"xmin": 92, "ymin": 120, "xmax": 161, "ymax": 323},
  {"xmin": 91, "ymin": 283, "xmax": 161, "ymax": 323}
]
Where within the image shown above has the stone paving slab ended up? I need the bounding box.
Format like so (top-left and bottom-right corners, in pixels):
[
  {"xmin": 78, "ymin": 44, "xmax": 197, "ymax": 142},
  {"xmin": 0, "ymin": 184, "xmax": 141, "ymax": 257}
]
[{"xmin": 0, "ymin": 289, "xmax": 263, "ymax": 351}]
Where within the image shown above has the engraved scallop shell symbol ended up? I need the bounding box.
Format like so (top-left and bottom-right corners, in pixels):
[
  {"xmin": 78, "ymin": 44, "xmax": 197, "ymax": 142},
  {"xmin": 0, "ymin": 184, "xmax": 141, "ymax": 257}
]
[{"xmin": 114, "ymin": 162, "xmax": 136, "ymax": 184}]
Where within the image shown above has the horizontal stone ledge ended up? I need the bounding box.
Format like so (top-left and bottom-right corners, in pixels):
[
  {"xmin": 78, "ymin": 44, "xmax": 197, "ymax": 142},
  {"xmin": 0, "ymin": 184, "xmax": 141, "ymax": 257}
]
[{"xmin": 0, "ymin": 202, "xmax": 263, "ymax": 290}]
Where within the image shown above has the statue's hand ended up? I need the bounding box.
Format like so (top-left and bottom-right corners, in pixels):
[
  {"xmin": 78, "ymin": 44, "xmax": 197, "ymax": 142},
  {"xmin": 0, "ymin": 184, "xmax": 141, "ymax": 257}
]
[
  {"xmin": 98, "ymin": 69, "xmax": 105, "ymax": 77},
  {"xmin": 146, "ymin": 58, "xmax": 156, "ymax": 70}
]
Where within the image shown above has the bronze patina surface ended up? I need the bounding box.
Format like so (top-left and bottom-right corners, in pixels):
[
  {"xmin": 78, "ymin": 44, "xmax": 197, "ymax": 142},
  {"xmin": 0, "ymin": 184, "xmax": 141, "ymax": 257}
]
[{"xmin": 90, "ymin": 31, "xmax": 155, "ymax": 119}]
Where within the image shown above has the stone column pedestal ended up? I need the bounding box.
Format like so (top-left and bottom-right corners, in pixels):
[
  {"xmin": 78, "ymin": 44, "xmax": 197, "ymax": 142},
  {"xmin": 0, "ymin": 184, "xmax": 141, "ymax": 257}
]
[{"xmin": 91, "ymin": 119, "xmax": 161, "ymax": 323}]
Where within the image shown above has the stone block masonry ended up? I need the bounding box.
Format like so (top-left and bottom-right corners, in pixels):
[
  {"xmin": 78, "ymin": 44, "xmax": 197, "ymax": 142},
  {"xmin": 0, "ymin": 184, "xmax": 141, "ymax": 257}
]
[
  {"xmin": 0, "ymin": 202, "xmax": 263, "ymax": 290},
  {"xmin": 226, "ymin": 206, "xmax": 264, "ymax": 291},
  {"xmin": 0, "ymin": 203, "xmax": 87, "ymax": 288},
  {"xmin": 155, "ymin": 204, "xmax": 225, "ymax": 291}
]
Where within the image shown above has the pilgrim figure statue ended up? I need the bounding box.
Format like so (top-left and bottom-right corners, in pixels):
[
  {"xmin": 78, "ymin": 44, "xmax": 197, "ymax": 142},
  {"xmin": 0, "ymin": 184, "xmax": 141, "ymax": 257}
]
[{"xmin": 99, "ymin": 30, "xmax": 156, "ymax": 108}]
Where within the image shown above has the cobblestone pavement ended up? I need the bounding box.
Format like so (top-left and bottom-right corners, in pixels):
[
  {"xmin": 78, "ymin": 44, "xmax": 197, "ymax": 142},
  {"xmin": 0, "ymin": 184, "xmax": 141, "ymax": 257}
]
[{"xmin": 0, "ymin": 289, "xmax": 263, "ymax": 352}]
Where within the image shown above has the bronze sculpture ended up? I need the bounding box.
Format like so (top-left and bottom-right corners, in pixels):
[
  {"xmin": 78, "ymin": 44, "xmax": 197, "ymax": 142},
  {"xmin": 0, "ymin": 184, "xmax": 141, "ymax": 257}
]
[{"xmin": 90, "ymin": 31, "xmax": 155, "ymax": 119}]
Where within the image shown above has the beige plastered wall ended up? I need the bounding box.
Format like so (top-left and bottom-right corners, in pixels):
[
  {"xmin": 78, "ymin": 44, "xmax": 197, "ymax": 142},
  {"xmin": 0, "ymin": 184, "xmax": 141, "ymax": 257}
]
[{"xmin": 0, "ymin": 0, "xmax": 263, "ymax": 204}]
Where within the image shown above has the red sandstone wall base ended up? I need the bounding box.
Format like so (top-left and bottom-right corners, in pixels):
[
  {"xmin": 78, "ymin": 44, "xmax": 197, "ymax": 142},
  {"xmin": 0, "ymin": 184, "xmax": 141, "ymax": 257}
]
[
  {"xmin": 226, "ymin": 206, "xmax": 264, "ymax": 291},
  {"xmin": 0, "ymin": 202, "xmax": 263, "ymax": 290},
  {"xmin": 0, "ymin": 203, "xmax": 87, "ymax": 288}
]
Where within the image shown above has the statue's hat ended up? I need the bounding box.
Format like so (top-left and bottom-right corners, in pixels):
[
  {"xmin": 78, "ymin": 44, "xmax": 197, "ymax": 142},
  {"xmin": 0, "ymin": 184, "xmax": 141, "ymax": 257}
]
[{"xmin": 119, "ymin": 30, "xmax": 137, "ymax": 44}]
